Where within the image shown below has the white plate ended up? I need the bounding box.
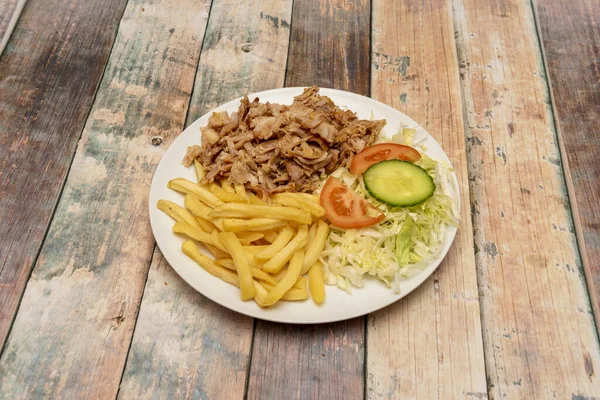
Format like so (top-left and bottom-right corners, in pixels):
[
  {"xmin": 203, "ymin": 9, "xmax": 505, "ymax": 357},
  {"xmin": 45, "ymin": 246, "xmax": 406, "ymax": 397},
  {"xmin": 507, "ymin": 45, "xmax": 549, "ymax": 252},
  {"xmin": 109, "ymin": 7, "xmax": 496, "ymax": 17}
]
[{"xmin": 149, "ymin": 87, "xmax": 459, "ymax": 324}]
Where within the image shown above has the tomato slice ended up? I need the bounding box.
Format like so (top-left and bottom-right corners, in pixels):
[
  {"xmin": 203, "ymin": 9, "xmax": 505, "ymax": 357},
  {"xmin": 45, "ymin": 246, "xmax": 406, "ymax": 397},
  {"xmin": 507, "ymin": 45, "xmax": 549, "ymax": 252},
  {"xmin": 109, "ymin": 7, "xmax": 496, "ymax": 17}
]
[
  {"xmin": 349, "ymin": 143, "xmax": 421, "ymax": 175},
  {"xmin": 320, "ymin": 177, "xmax": 384, "ymax": 229}
]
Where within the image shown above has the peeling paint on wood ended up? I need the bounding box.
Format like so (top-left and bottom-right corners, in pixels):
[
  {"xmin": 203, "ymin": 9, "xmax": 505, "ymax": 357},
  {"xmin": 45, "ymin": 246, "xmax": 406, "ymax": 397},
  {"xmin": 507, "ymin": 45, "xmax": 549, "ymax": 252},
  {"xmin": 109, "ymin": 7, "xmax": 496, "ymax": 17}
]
[
  {"xmin": 119, "ymin": 1, "xmax": 293, "ymax": 399},
  {"xmin": 453, "ymin": 0, "xmax": 600, "ymax": 397},
  {"xmin": 0, "ymin": 0, "xmax": 128, "ymax": 352},
  {"xmin": 0, "ymin": 0, "xmax": 211, "ymax": 397},
  {"xmin": 368, "ymin": 0, "xmax": 487, "ymax": 398}
]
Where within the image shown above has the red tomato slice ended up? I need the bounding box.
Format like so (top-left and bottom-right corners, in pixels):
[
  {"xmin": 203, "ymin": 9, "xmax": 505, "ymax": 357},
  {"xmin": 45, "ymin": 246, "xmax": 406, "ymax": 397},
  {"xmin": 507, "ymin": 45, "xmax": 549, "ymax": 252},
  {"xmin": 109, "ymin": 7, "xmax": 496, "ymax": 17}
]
[
  {"xmin": 320, "ymin": 177, "xmax": 384, "ymax": 229},
  {"xmin": 349, "ymin": 143, "xmax": 421, "ymax": 175}
]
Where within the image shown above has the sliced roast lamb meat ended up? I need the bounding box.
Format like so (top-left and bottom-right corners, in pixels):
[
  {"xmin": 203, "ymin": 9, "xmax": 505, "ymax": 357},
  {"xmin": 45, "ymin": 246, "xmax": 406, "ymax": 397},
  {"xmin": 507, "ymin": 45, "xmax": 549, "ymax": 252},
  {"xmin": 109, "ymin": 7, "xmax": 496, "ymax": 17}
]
[{"xmin": 183, "ymin": 86, "xmax": 386, "ymax": 197}]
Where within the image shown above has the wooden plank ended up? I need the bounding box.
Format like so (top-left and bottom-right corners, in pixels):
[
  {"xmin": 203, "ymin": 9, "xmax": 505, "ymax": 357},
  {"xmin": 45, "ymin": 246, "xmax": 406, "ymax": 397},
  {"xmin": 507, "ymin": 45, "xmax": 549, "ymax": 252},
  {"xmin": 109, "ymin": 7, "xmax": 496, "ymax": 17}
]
[
  {"xmin": 0, "ymin": 0, "xmax": 128, "ymax": 351},
  {"xmin": 534, "ymin": 0, "xmax": 600, "ymax": 333},
  {"xmin": 367, "ymin": 0, "xmax": 488, "ymax": 398},
  {"xmin": 0, "ymin": 0, "xmax": 212, "ymax": 398},
  {"xmin": 118, "ymin": 251, "xmax": 254, "ymax": 399},
  {"xmin": 118, "ymin": 1, "xmax": 293, "ymax": 399},
  {"xmin": 284, "ymin": 0, "xmax": 370, "ymax": 95},
  {"xmin": 453, "ymin": 0, "xmax": 600, "ymax": 398},
  {"xmin": 247, "ymin": 1, "xmax": 370, "ymax": 399},
  {"xmin": 185, "ymin": 0, "xmax": 294, "ymax": 124},
  {"xmin": 0, "ymin": 0, "xmax": 26, "ymax": 55}
]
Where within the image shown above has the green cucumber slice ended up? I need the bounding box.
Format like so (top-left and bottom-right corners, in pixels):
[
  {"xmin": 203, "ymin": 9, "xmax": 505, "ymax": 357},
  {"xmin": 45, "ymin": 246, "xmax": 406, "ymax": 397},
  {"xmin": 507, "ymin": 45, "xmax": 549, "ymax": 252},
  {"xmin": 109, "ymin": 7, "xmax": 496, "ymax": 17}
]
[{"xmin": 363, "ymin": 160, "xmax": 435, "ymax": 207}]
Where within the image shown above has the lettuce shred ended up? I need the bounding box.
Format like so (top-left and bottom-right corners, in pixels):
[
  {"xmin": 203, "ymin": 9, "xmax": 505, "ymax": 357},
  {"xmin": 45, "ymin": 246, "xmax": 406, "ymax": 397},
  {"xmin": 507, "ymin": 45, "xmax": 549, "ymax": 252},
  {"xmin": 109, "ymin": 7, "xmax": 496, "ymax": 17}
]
[{"xmin": 318, "ymin": 138, "xmax": 458, "ymax": 294}]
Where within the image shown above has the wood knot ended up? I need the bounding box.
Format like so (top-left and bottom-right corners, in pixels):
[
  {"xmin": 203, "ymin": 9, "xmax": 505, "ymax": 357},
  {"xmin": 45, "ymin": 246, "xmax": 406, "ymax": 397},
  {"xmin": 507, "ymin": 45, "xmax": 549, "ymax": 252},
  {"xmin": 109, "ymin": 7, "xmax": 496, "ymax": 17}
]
[
  {"xmin": 151, "ymin": 136, "xmax": 163, "ymax": 146},
  {"xmin": 241, "ymin": 43, "xmax": 254, "ymax": 53}
]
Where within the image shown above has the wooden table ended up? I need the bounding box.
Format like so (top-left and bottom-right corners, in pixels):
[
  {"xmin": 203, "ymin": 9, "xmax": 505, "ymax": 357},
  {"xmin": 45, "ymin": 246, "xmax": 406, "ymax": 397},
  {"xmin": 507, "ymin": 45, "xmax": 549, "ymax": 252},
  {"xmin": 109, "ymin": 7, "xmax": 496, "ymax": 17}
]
[{"xmin": 0, "ymin": 0, "xmax": 598, "ymax": 398}]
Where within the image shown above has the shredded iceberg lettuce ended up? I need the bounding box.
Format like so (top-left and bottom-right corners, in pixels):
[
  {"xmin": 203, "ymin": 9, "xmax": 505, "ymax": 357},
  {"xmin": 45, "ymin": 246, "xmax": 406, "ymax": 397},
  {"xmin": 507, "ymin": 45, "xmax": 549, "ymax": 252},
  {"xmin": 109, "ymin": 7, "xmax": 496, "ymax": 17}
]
[{"xmin": 318, "ymin": 139, "xmax": 459, "ymax": 293}]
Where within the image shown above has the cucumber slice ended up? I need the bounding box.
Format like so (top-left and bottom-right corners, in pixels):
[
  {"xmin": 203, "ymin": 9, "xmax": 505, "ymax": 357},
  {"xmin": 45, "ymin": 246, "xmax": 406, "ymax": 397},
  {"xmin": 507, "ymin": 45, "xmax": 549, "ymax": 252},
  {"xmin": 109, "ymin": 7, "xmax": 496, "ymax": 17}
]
[{"xmin": 363, "ymin": 160, "xmax": 435, "ymax": 207}]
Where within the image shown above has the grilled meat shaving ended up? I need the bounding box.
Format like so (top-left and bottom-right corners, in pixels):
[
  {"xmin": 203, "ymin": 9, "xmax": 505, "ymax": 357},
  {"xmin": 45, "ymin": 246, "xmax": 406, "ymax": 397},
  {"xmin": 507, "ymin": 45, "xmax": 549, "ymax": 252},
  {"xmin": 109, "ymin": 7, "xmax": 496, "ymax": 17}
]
[{"xmin": 184, "ymin": 86, "xmax": 386, "ymax": 197}]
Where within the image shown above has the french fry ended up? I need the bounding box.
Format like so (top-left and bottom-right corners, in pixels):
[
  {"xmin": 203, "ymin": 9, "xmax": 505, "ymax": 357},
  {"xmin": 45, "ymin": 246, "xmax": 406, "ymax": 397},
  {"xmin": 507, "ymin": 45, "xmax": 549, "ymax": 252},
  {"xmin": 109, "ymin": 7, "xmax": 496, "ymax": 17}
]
[
  {"xmin": 172, "ymin": 222, "xmax": 212, "ymax": 245},
  {"xmin": 209, "ymin": 182, "xmax": 247, "ymax": 203},
  {"xmin": 222, "ymin": 218, "xmax": 288, "ymax": 232},
  {"xmin": 301, "ymin": 220, "xmax": 330, "ymax": 274},
  {"xmin": 242, "ymin": 245, "xmax": 269, "ymax": 254},
  {"xmin": 242, "ymin": 250, "xmax": 267, "ymax": 269},
  {"xmin": 210, "ymin": 203, "xmax": 312, "ymax": 225},
  {"xmin": 307, "ymin": 223, "xmax": 318, "ymax": 246},
  {"xmin": 297, "ymin": 193, "xmax": 320, "ymax": 203},
  {"xmin": 210, "ymin": 231, "xmax": 229, "ymax": 253},
  {"xmin": 236, "ymin": 232, "xmax": 264, "ymax": 245},
  {"xmin": 218, "ymin": 232, "xmax": 256, "ymax": 301},
  {"xmin": 168, "ymin": 160, "xmax": 331, "ymax": 307},
  {"xmin": 234, "ymin": 183, "xmax": 248, "ymax": 200},
  {"xmin": 263, "ymin": 250, "xmax": 304, "ymax": 306},
  {"xmin": 296, "ymin": 276, "xmax": 308, "ymax": 289},
  {"xmin": 157, "ymin": 200, "xmax": 202, "ymax": 229},
  {"xmin": 260, "ymin": 281, "xmax": 310, "ymax": 301},
  {"xmin": 182, "ymin": 241, "xmax": 238, "ymax": 287},
  {"xmin": 205, "ymin": 243, "xmax": 228, "ymax": 258},
  {"xmin": 214, "ymin": 257, "xmax": 234, "ymax": 268},
  {"xmin": 281, "ymin": 288, "xmax": 310, "ymax": 301},
  {"xmin": 215, "ymin": 258, "xmax": 278, "ymax": 285},
  {"xmin": 273, "ymin": 266, "xmax": 288, "ymax": 281},
  {"xmin": 168, "ymin": 178, "xmax": 223, "ymax": 208},
  {"xmin": 255, "ymin": 227, "xmax": 294, "ymax": 261},
  {"xmin": 308, "ymin": 261, "xmax": 325, "ymax": 304},
  {"xmin": 182, "ymin": 241, "xmax": 299, "ymax": 305},
  {"xmin": 253, "ymin": 281, "xmax": 269, "ymax": 307},
  {"xmin": 262, "ymin": 230, "xmax": 279, "ymax": 243},
  {"xmin": 272, "ymin": 193, "xmax": 326, "ymax": 217},
  {"xmin": 185, "ymin": 194, "xmax": 212, "ymax": 219},
  {"xmin": 212, "ymin": 218, "xmax": 225, "ymax": 231},
  {"xmin": 183, "ymin": 244, "xmax": 305, "ymax": 305},
  {"xmin": 271, "ymin": 268, "xmax": 305, "ymax": 289},
  {"xmin": 194, "ymin": 159, "xmax": 206, "ymax": 182},
  {"xmin": 220, "ymin": 178, "xmax": 235, "ymax": 193},
  {"xmin": 195, "ymin": 216, "xmax": 216, "ymax": 232},
  {"xmin": 185, "ymin": 195, "xmax": 224, "ymax": 230},
  {"xmin": 263, "ymin": 225, "xmax": 308, "ymax": 273},
  {"xmin": 204, "ymin": 243, "xmax": 218, "ymax": 257},
  {"xmin": 248, "ymin": 193, "xmax": 266, "ymax": 205}
]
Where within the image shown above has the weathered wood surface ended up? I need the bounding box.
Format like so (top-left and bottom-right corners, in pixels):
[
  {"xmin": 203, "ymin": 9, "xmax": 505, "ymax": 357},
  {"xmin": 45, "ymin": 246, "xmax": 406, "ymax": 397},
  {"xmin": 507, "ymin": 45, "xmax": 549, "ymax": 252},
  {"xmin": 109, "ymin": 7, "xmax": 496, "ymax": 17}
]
[
  {"xmin": 247, "ymin": 1, "xmax": 370, "ymax": 399},
  {"xmin": 534, "ymin": 0, "xmax": 600, "ymax": 333},
  {"xmin": 285, "ymin": 0, "xmax": 370, "ymax": 95},
  {"xmin": 0, "ymin": 0, "xmax": 26, "ymax": 55},
  {"xmin": 367, "ymin": 0, "xmax": 487, "ymax": 398},
  {"xmin": 119, "ymin": 251, "xmax": 254, "ymax": 399},
  {"xmin": 119, "ymin": 1, "xmax": 293, "ymax": 398},
  {"xmin": 0, "ymin": 0, "xmax": 211, "ymax": 398},
  {"xmin": 185, "ymin": 0, "xmax": 294, "ymax": 122},
  {"xmin": 0, "ymin": 0, "xmax": 128, "ymax": 351},
  {"xmin": 454, "ymin": 0, "xmax": 600, "ymax": 398}
]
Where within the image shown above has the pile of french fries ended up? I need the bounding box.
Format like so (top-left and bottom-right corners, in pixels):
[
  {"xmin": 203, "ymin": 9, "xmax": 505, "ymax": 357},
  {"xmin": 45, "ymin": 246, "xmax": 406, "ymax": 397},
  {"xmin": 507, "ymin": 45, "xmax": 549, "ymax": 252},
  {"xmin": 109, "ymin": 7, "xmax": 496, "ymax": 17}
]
[{"xmin": 157, "ymin": 160, "xmax": 329, "ymax": 307}]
